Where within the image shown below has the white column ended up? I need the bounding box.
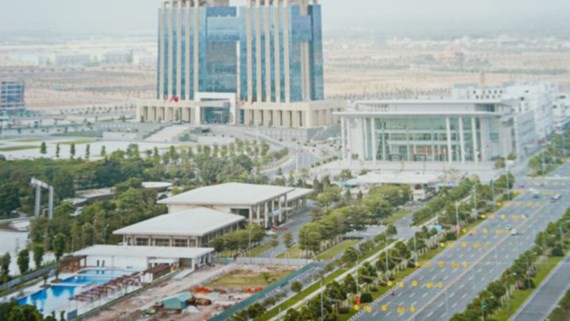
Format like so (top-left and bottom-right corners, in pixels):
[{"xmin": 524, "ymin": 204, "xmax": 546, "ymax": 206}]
[
  {"xmin": 372, "ymin": 118, "xmax": 378, "ymax": 165},
  {"xmin": 176, "ymin": 0, "xmax": 182, "ymax": 99},
  {"xmin": 283, "ymin": 0, "xmax": 291, "ymax": 103},
  {"xmin": 347, "ymin": 118, "xmax": 352, "ymax": 165},
  {"xmin": 362, "ymin": 118, "xmax": 368, "ymax": 160},
  {"xmin": 264, "ymin": 202, "xmax": 269, "ymax": 228},
  {"xmin": 471, "ymin": 117, "xmax": 479, "ymax": 163},
  {"xmin": 246, "ymin": 0, "xmax": 253, "ymax": 102},
  {"xmin": 185, "ymin": 0, "xmax": 191, "ymax": 100},
  {"xmin": 273, "ymin": 0, "xmax": 281, "ymax": 102},
  {"xmin": 159, "ymin": 1, "xmax": 166, "ymax": 100},
  {"xmin": 264, "ymin": 0, "xmax": 272, "ymax": 102},
  {"xmin": 193, "ymin": 0, "xmax": 200, "ymax": 96},
  {"xmin": 459, "ymin": 117, "xmax": 466, "ymax": 164},
  {"xmin": 446, "ymin": 117, "xmax": 453, "ymax": 163},
  {"xmin": 341, "ymin": 117, "xmax": 346, "ymax": 161},
  {"xmin": 381, "ymin": 121, "xmax": 386, "ymax": 161},
  {"xmin": 255, "ymin": 0, "xmax": 263, "ymax": 102},
  {"xmin": 167, "ymin": 1, "xmax": 174, "ymax": 98},
  {"xmin": 194, "ymin": 106, "xmax": 201, "ymax": 125}
]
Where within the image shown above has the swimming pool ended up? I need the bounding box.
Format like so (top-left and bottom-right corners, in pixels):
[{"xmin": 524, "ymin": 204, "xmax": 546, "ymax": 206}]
[
  {"xmin": 18, "ymin": 268, "xmax": 138, "ymax": 315},
  {"xmin": 18, "ymin": 285, "xmax": 78, "ymax": 314}
]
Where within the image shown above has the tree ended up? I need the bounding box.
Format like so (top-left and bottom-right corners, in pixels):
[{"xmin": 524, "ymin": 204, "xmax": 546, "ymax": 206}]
[
  {"xmin": 85, "ymin": 144, "xmax": 90, "ymax": 160},
  {"xmin": 343, "ymin": 274, "xmax": 358, "ymax": 294},
  {"xmin": 386, "ymin": 224, "xmax": 398, "ymax": 236},
  {"xmin": 100, "ymin": 145, "xmax": 106, "ymax": 157},
  {"xmin": 1, "ymin": 252, "xmax": 10, "ymax": 277},
  {"xmin": 55, "ymin": 143, "xmax": 60, "ymax": 158},
  {"xmin": 0, "ymin": 182, "xmax": 20, "ymax": 216},
  {"xmin": 52, "ymin": 233, "xmax": 66, "ymax": 262},
  {"xmin": 339, "ymin": 169, "xmax": 353, "ymax": 181},
  {"xmin": 40, "ymin": 142, "xmax": 47, "ymax": 155},
  {"xmin": 291, "ymin": 281, "xmax": 303, "ymax": 292},
  {"xmin": 17, "ymin": 249, "xmax": 29, "ymax": 275},
  {"xmin": 70, "ymin": 143, "xmax": 76, "ymax": 159},
  {"xmin": 283, "ymin": 309, "xmax": 301, "ymax": 321},
  {"xmin": 32, "ymin": 244, "xmax": 44, "ymax": 269},
  {"xmin": 284, "ymin": 232, "xmax": 294, "ymax": 249},
  {"xmin": 270, "ymin": 234, "xmax": 279, "ymax": 253}
]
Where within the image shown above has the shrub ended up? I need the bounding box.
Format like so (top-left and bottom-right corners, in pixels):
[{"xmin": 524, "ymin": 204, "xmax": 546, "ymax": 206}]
[{"xmin": 360, "ymin": 293, "xmax": 373, "ymax": 303}]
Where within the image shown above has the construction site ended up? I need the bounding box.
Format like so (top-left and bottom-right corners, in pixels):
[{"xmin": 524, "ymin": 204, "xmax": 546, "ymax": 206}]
[{"xmin": 85, "ymin": 264, "xmax": 297, "ymax": 321}]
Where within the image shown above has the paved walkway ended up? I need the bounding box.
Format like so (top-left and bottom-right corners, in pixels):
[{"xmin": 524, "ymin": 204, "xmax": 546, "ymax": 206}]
[{"xmin": 511, "ymin": 254, "xmax": 570, "ymax": 321}]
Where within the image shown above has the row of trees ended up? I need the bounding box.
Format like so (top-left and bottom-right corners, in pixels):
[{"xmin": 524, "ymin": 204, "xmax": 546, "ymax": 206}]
[
  {"xmin": 528, "ymin": 128, "xmax": 570, "ymax": 175},
  {"xmin": 281, "ymin": 227, "xmax": 447, "ymax": 320},
  {"xmin": 412, "ymin": 174, "xmax": 514, "ymax": 226},
  {"xmin": 209, "ymin": 224, "xmax": 266, "ymax": 254},
  {"xmin": 451, "ymin": 208, "xmax": 570, "ymax": 321}
]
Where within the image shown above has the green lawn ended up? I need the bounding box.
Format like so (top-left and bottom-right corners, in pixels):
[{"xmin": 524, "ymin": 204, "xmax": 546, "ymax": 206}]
[
  {"xmin": 278, "ymin": 245, "xmax": 307, "ymax": 259},
  {"xmin": 317, "ymin": 240, "xmax": 360, "ymax": 260},
  {"xmin": 384, "ymin": 210, "xmax": 411, "ymax": 225},
  {"xmin": 60, "ymin": 140, "xmax": 95, "ymax": 145},
  {"xmin": 218, "ymin": 242, "xmax": 275, "ymax": 258},
  {"xmin": 206, "ymin": 268, "xmax": 294, "ymax": 289},
  {"xmin": 0, "ymin": 145, "xmax": 39, "ymax": 152},
  {"xmin": 12, "ymin": 138, "xmax": 42, "ymax": 143},
  {"xmin": 489, "ymin": 256, "xmax": 564, "ymax": 320},
  {"xmin": 256, "ymin": 268, "xmax": 348, "ymax": 321}
]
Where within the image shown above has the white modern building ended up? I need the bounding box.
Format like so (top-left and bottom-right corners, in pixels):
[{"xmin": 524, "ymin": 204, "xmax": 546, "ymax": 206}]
[
  {"xmin": 553, "ymin": 93, "xmax": 570, "ymax": 132},
  {"xmin": 113, "ymin": 207, "xmax": 245, "ymax": 248},
  {"xmin": 453, "ymin": 82, "xmax": 559, "ymax": 141},
  {"xmin": 74, "ymin": 245, "xmax": 214, "ymax": 271},
  {"xmin": 336, "ymin": 99, "xmax": 536, "ymax": 164},
  {"xmin": 158, "ymin": 183, "xmax": 313, "ymax": 227}
]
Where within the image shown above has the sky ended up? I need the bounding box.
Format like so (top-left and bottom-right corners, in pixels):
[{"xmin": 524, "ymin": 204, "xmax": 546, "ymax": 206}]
[{"xmin": 0, "ymin": 0, "xmax": 569, "ymax": 37}]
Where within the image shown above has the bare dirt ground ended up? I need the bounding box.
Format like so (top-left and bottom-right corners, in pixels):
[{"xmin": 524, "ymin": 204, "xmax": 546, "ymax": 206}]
[{"xmin": 87, "ymin": 264, "xmax": 296, "ymax": 321}]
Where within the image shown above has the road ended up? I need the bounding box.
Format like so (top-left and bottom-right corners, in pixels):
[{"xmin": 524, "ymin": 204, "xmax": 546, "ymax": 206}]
[
  {"xmin": 352, "ymin": 167, "xmax": 570, "ymax": 321},
  {"xmin": 511, "ymin": 253, "xmax": 570, "ymax": 321}
]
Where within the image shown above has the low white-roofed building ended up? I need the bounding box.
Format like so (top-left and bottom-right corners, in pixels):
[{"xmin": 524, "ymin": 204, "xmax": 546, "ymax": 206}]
[
  {"xmin": 284, "ymin": 188, "xmax": 314, "ymax": 213},
  {"xmin": 113, "ymin": 207, "xmax": 245, "ymax": 248},
  {"xmin": 74, "ymin": 245, "xmax": 214, "ymax": 271},
  {"xmin": 347, "ymin": 172, "xmax": 440, "ymax": 201},
  {"xmin": 158, "ymin": 183, "xmax": 312, "ymax": 227}
]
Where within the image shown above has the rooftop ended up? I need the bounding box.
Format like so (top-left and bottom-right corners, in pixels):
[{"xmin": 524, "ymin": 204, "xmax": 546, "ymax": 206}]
[
  {"xmin": 159, "ymin": 183, "xmax": 295, "ymax": 206},
  {"xmin": 286, "ymin": 188, "xmax": 314, "ymax": 201},
  {"xmin": 113, "ymin": 207, "xmax": 245, "ymax": 237},
  {"xmin": 74, "ymin": 245, "xmax": 214, "ymax": 259},
  {"xmin": 348, "ymin": 172, "xmax": 441, "ymax": 186}
]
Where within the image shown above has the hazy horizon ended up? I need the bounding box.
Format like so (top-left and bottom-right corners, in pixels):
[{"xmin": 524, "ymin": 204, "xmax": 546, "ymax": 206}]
[{"xmin": 0, "ymin": 0, "xmax": 569, "ymax": 39}]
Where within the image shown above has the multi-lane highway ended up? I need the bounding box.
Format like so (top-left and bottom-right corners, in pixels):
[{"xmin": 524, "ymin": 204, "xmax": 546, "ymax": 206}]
[{"xmin": 352, "ymin": 166, "xmax": 570, "ymax": 321}]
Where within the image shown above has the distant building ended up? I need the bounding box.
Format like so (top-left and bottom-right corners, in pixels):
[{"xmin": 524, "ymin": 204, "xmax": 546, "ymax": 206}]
[
  {"xmin": 113, "ymin": 207, "xmax": 245, "ymax": 248},
  {"xmin": 137, "ymin": 0, "xmax": 343, "ymax": 128},
  {"xmin": 553, "ymin": 93, "xmax": 570, "ymax": 132},
  {"xmin": 0, "ymin": 79, "xmax": 25, "ymax": 117},
  {"xmin": 452, "ymin": 82, "xmax": 558, "ymax": 141},
  {"xmin": 337, "ymin": 99, "xmax": 534, "ymax": 164},
  {"xmin": 158, "ymin": 183, "xmax": 313, "ymax": 227}
]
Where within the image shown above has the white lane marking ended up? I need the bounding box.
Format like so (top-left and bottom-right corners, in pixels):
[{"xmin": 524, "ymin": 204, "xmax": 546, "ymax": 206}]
[
  {"xmin": 410, "ymin": 292, "xmax": 416, "ymax": 298},
  {"xmin": 422, "ymin": 292, "xmax": 428, "ymax": 298}
]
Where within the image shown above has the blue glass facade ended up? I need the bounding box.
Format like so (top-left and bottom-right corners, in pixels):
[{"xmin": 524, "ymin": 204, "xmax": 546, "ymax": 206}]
[
  {"xmin": 0, "ymin": 80, "xmax": 25, "ymax": 116},
  {"xmin": 158, "ymin": 3, "xmax": 324, "ymax": 103}
]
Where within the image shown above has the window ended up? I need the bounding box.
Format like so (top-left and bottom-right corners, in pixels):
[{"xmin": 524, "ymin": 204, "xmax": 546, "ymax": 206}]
[
  {"xmin": 154, "ymin": 239, "xmax": 170, "ymax": 247},
  {"xmin": 174, "ymin": 239, "xmax": 188, "ymax": 247},
  {"xmin": 136, "ymin": 238, "xmax": 149, "ymax": 246}
]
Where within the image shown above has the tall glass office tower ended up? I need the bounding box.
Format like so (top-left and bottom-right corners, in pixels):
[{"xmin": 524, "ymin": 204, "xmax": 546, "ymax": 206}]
[
  {"xmin": 0, "ymin": 80, "xmax": 25, "ymax": 117},
  {"xmin": 157, "ymin": 0, "xmax": 324, "ymax": 104}
]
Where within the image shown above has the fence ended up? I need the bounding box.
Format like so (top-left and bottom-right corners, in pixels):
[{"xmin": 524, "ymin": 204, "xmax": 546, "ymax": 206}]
[
  {"xmin": 208, "ymin": 263, "xmax": 316, "ymax": 321},
  {"xmin": 0, "ymin": 264, "xmax": 56, "ymax": 293}
]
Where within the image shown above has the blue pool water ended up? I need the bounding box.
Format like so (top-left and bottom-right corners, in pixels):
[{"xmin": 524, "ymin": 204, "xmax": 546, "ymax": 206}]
[
  {"xmin": 18, "ymin": 285, "xmax": 78, "ymax": 314},
  {"xmin": 17, "ymin": 269, "xmax": 137, "ymax": 315}
]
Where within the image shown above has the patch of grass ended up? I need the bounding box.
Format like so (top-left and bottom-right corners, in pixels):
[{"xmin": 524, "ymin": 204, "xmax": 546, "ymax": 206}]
[
  {"xmin": 206, "ymin": 269, "xmax": 294, "ymax": 289},
  {"xmin": 0, "ymin": 145, "xmax": 39, "ymax": 151},
  {"xmin": 256, "ymin": 268, "xmax": 348, "ymax": 321},
  {"xmin": 59, "ymin": 140, "xmax": 95, "ymax": 145},
  {"xmin": 12, "ymin": 138, "xmax": 42, "ymax": 143},
  {"xmin": 317, "ymin": 240, "xmax": 360, "ymax": 260},
  {"xmin": 489, "ymin": 256, "xmax": 564, "ymax": 320},
  {"xmin": 384, "ymin": 210, "xmax": 411, "ymax": 225},
  {"xmin": 278, "ymin": 245, "xmax": 306, "ymax": 259}
]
